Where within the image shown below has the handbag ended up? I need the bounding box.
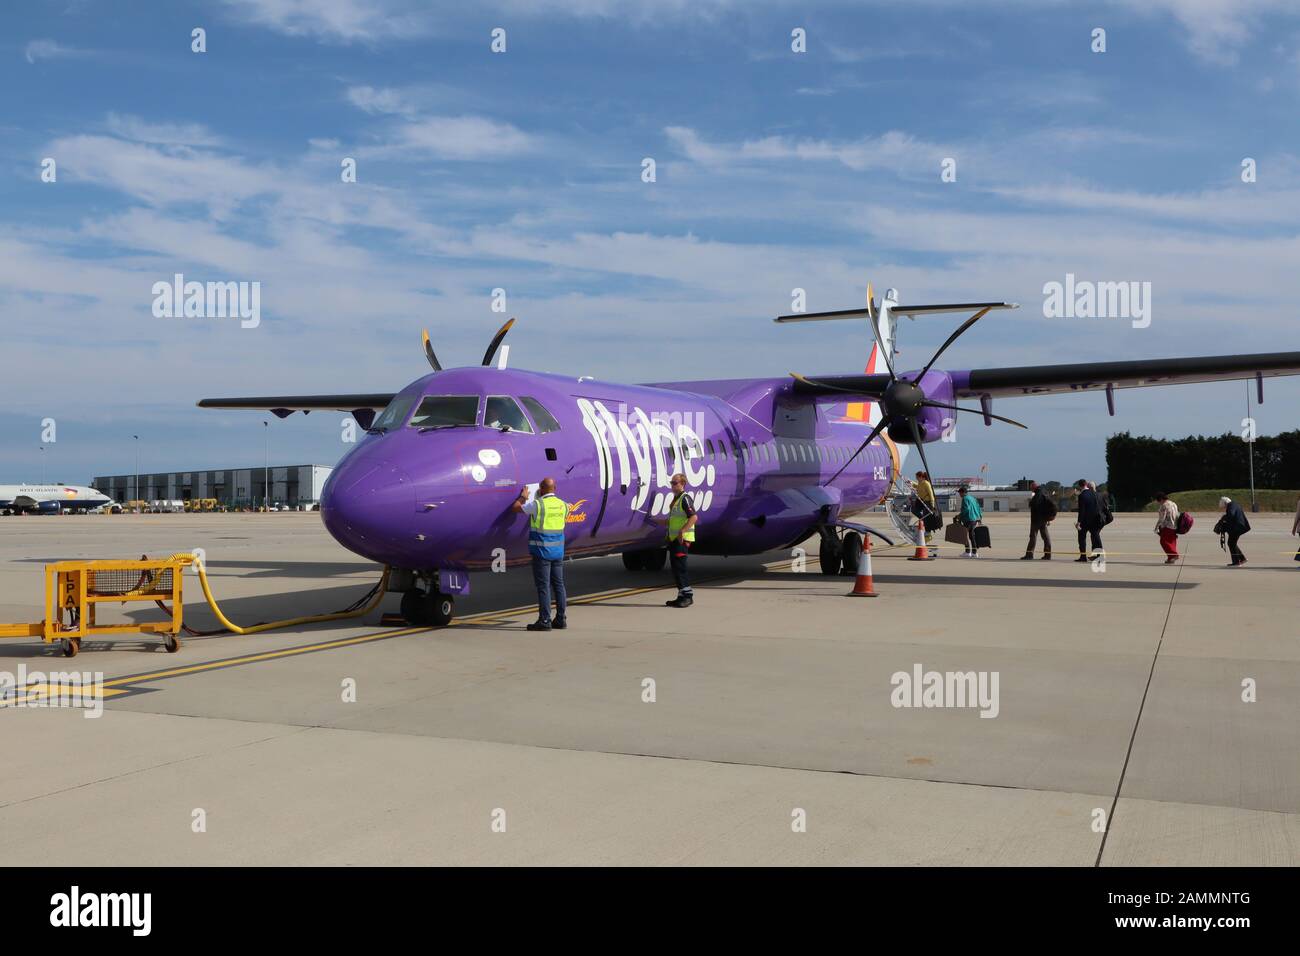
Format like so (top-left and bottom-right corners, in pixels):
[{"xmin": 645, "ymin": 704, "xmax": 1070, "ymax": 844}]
[
  {"xmin": 923, "ymin": 512, "xmax": 943, "ymax": 532},
  {"xmin": 944, "ymin": 523, "xmax": 968, "ymax": 545}
]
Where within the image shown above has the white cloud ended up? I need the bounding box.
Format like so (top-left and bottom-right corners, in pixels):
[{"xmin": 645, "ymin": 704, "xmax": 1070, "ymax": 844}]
[
  {"xmin": 47, "ymin": 133, "xmax": 280, "ymax": 216},
  {"xmin": 221, "ymin": 0, "xmax": 430, "ymax": 41},
  {"xmin": 665, "ymin": 126, "xmax": 949, "ymax": 174},
  {"xmin": 24, "ymin": 39, "xmax": 81, "ymax": 64},
  {"xmin": 366, "ymin": 116, "xmax": 536, "ymax": 161},
  {"xmin": 346, "ymin": 85, "xmax": 419, "ymax": 116},
  {"xmin": 104, "ymin": 113, "xmax": 224, "ymax": 147},
  {"xmin": 1107, "ymin": 0, "xmax": 1299, "ymax": 63}
]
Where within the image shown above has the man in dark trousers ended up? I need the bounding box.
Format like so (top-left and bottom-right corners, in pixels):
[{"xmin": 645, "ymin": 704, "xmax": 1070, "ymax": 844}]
[
  {"xmin": 1073, "ymin": 479, "xmax": 1104, "ymax": 563},
  {"xmin": 511, "ymin": 477, "xmax": 569, "ymax": 631},
  {"xmin": 663, "ymin": 472, "xmax": 698, "ymax": 607},
  {"xmin": 1216, "ymin": 496, "xmax": 1251, "ymax": 567},
  {"xmin": 1022, "ymin": 481, "xmax": 1057, "ymax": 560}
]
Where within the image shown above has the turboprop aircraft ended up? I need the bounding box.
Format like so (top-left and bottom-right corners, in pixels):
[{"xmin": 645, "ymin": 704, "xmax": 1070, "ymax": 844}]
[{"xmin": 199, "ymin": 285, "xmax": 1300, "ymax": 626}]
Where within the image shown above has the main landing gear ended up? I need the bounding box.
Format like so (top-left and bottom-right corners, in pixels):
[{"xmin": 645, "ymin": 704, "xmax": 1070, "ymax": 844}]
[
  {"xmin": 817, "ymin": 527, "xmax": 862, "ymax": 576},
  {"xmin": 400, "ymin": 586, "xmax": 455, "ymax": 627},
  {"xmin": 621, "ymin": 548, "xmax": 667, "ymax": 572}
]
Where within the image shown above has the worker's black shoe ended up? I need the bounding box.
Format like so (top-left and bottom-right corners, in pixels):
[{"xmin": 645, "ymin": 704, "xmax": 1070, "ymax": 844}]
[
  {"xmin": 1041, "ymin": 554, "xmax": 1052, "ymax": 560},
  {"xmin": 526, "ymin": 621, "xmax": 551, "ymax": 632},
  {"xmin": 1020, "ymin": 554, "xmax": 1034, "ymax": 560},
  {"xmin": 551, "ymin": 618, "xmax": 567, "ymax": 629},
  {"xmin": 666, "ymin": 595, "xmax": 694, "ymax": 608},
  {"xmin": 1074, "ymin": 556, "xmax": 1089, "ymax": 563}
]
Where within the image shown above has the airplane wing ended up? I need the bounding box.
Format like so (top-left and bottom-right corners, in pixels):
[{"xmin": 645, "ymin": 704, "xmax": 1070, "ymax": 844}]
[
  {"xmin": 196, "ymin": 394, "xmax": 396, "ymax": 418},
  {"xmin": 791, "ymin": 352, "xmax": 1300, "ymax": 400},
  {"xmin": 952, "ymin": 352, "xmax": 1300, "ymax": 399}
]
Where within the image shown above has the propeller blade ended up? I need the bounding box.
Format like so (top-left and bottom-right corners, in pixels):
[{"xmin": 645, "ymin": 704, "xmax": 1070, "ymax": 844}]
[
  {"xmin": 825, "ymin": 416, "xmax": 889, "ymax": 485},
  {"xmin": 921, "ymin": 400, "xmax": 1028, "ymax": 429},
  {"xmin": 421, "ymin": 329, "xmax": 442, "ymax": 372},
  {"xmin": 908, "ymin": 414, "xmax": 934, "ymax": 482},
  {"xmin": 913, "ymin": 307, "xmax": 990, "ymax": 382},
  {"xmin": 481, "ymin": 317, "xmax": 516, "ymax": 367}
]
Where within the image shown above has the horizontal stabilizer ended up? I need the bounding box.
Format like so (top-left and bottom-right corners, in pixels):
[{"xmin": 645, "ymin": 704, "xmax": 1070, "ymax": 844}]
[{"xmin": 890, "ymin": 302, "xmax": 1018, "ymax": 317}]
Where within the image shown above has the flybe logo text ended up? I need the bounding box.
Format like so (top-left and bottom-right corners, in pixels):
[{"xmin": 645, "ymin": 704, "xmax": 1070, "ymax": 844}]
[
  {"xmin": 577, "ymin": 399, "xmax": 717, "ymax": 514},
  {"xmin": 50, "ymin": 886, "xmax": 151, "ymax": 936}
]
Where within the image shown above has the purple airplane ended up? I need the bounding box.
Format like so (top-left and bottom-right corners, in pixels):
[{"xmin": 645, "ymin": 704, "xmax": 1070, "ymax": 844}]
[{"xmin": 199, "ymin": 285, "xmax": 1300, "ymax": 626}]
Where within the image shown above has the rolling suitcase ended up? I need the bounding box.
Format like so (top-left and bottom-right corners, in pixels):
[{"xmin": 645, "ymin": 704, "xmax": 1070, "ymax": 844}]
[{"xmin": 972, "ymin": 525, "xmax": 992, "ymax": 550}]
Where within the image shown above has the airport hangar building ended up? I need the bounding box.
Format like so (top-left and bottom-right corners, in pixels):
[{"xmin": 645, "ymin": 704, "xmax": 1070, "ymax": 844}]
[{"xmin": 92, "ymin": 464, "xmax": 332, "ymax": 508}]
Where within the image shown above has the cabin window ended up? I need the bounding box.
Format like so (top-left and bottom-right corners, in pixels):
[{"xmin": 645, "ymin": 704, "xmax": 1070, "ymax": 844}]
[
  {"xmin": 520, "ymin": 396, "xmax": 561, "ymax": 433},
  {"xmin": 408, "ymin": 395, "xmax": 479, "ymax": 430},
  {"xmin": 778, "ymin": 443, "xmax": 789, "ymax": 462},
  {"xmin": 484, "ymin": 396, "xmax": 533, "ymax": 433},
  {"xmin": 705, "ymin": 439, "xmax": 715, "ymax": 458},
  {"xmin": 372, "ymin": 395, "xmax": 416, "ymax": 431}
]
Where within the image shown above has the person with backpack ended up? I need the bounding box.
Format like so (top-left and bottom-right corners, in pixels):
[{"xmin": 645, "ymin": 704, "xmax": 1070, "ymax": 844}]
[
  {"xmin": 1022, "ymin": 481, "xmax": 1057, "ymax": 560},
  {"xmin": 1214, "ymin": 496, "xmax": 1251, "ymax": 567},
  {"xmin": 1153, "ymin": 492, "xmax": 1180, "ymax": 564},
  {"xmin": 1073, "ymin": 479, "xmax": 1105, "ymax": 562}
]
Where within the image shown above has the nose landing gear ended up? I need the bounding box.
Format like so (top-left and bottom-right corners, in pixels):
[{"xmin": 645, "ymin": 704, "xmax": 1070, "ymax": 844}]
[{"xmin": 400, "ymin": 588, "xmax": 454, "ymax": 627}]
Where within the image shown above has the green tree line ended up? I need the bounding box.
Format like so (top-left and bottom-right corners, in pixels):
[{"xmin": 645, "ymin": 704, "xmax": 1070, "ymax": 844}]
[{"xmin": 1106, "ymin": 430, "xmax": 1300, "ymax": 510}]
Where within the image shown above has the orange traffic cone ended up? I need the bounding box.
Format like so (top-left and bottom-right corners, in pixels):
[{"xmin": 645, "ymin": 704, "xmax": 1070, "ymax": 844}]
[
  {"xmin": 847, "ymin": 537, "xmax": 879, "ymax": 597},
  {"xmin": 908, "ymin": 519, "xmax": 934, "ymax": 561}
]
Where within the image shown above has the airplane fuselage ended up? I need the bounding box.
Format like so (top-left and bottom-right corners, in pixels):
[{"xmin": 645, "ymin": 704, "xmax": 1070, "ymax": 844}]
[
  {"xmin": 319, "ymin": 367, "xmax": 922, "ymax": 573},
  {"xmin": 0, "ymin": 484, "xmax": 112, "ymax": 514}
]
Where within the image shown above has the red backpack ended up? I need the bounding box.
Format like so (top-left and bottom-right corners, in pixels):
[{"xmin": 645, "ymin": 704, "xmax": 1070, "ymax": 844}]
[{"xmin": 1176, "ymin": 511, "xmax": 1194, "ymax": 535}]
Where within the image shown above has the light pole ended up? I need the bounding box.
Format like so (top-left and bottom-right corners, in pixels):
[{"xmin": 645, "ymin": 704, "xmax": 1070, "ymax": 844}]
[
  {"xmin": 1245, "ymin": 382, "xmax": 1258, "ymax": 512},
  {"xmin": 133, "ymin": 435, "xmax": 139, "ymax": 512},
  {"xmin": 263, "ymin": 421, "xmax": 269, "ymax": 511}
]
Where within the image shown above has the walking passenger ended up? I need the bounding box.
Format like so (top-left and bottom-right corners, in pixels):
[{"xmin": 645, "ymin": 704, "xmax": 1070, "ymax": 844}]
[
  {"xmin": 1074, "ymin": 479, "xmax": 1104, "ymax": 562},
  {"xmin": 1215, "ymin": 496, "xmax": 1251, "ymax": 567},
  {"xmin": 1153, "ymin": 492, "xmax": 1179, "ymax": 564},
  {"xmin": 958, "ymin": 486, "xmax": 983, "ymax": 558},
  {"xmin": 1022, "ymin": 481, "xmax": 1056, "ymax": 560}
]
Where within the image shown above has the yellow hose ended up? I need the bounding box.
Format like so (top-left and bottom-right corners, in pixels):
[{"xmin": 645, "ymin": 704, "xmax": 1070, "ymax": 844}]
[{"xmin": 166, "ymin": 553, "xmax": 390, "ymax": 635}]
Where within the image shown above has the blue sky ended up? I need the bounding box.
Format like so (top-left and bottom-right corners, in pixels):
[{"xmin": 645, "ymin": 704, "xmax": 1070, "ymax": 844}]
[{"xmin": 3, "ymin": 0, "xmax": 1300, "ymax": 488}]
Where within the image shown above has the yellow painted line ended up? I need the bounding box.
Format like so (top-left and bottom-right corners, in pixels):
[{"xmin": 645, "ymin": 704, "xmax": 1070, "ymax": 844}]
[
  {"xmin": 6, "ymin": 684, "xmax": 132, "ymax": 706},
  {"xmin": 79, "ymin": 557, "xmax": 806, "ymax": 697}
]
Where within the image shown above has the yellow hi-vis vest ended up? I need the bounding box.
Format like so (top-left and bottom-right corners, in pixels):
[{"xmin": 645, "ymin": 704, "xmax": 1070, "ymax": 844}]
[
  {"xmin": 528, "ymin": 494, "xmax": 568, "ymax": 558},
  {"xmin": 667, "ymin": 493, "xmax": 696, "ymax": 543}
]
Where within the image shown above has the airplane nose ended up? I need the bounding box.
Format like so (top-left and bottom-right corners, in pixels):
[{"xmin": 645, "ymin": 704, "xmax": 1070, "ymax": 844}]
[{"xmin": 321, "ymin": 456, "xmax": 414, "ymax": 560}]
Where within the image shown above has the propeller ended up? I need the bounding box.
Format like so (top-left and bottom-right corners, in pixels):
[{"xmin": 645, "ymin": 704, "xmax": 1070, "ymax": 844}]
[
  {"xmin": 421, "ymin": 318, "xmax": 517, "ymax": 372},
  {"xmin": 421, "ymin": 329, "xmax": 442, "ymax": 372},
  {"xmin": 481, "ymin": 317, "xmax": 515, "ymax": 367},
  {"xmin": 801, "ymin": 294, "xmax": 1024, "ymax": 486}
]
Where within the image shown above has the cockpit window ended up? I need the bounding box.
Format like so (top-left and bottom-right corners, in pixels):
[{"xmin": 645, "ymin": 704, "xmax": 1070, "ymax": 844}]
[
  {"xmin": 371, "ymin": 395, "xmax": 415, "ymax": 432},
  {"xmin": 484, "ymin": 396, "xmax": 533, "ymax": 433},
  {"xmin": 408, "ymin": 395, "xmax": 479, "ymax": 429},
  {"xmin": 519, "ymin": 396, "xmax": 561, "ymax": 433}
]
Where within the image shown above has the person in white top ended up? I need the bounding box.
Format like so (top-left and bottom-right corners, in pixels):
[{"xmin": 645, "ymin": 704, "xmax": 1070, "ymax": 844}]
[{"xmin": 1153, "ymin": 492, "xmax": 1180, "ymax": 564}]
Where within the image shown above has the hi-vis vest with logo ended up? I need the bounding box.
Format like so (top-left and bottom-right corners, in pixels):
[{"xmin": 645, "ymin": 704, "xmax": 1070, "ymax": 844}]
[
  {"xmin": 529, "ymin": 494, "xmax": 568, "ymax": 559},
  {"xmin": 667, "ymin": 493, "xmax": 696, "ymax": 543}
]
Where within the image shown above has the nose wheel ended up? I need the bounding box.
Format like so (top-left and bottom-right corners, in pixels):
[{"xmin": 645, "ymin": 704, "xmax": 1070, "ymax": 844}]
[{"xmin": 400, "ymin": 589, "xmax": 455, "ymax": 627}]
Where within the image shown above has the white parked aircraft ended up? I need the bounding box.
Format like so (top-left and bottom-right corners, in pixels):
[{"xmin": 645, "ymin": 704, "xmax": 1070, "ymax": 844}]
[{"xmin": 0, "ymin": 484, "xmax": 114, "ymax": 515}]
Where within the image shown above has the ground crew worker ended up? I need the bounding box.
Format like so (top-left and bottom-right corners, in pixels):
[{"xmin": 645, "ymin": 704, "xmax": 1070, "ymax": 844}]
[
  {"xmin": 663, "ymin": 473, "xmax": 698, "ymax": 608},
  {"xmin": 511, "ymin": 478, "xmax": 568, "ymax": 631}
]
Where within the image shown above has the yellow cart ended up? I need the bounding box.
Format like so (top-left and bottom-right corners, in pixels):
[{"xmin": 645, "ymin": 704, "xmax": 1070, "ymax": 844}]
[{"xmin": 0, "ymin": 555, "xmax": 194, "ymax": 657}]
